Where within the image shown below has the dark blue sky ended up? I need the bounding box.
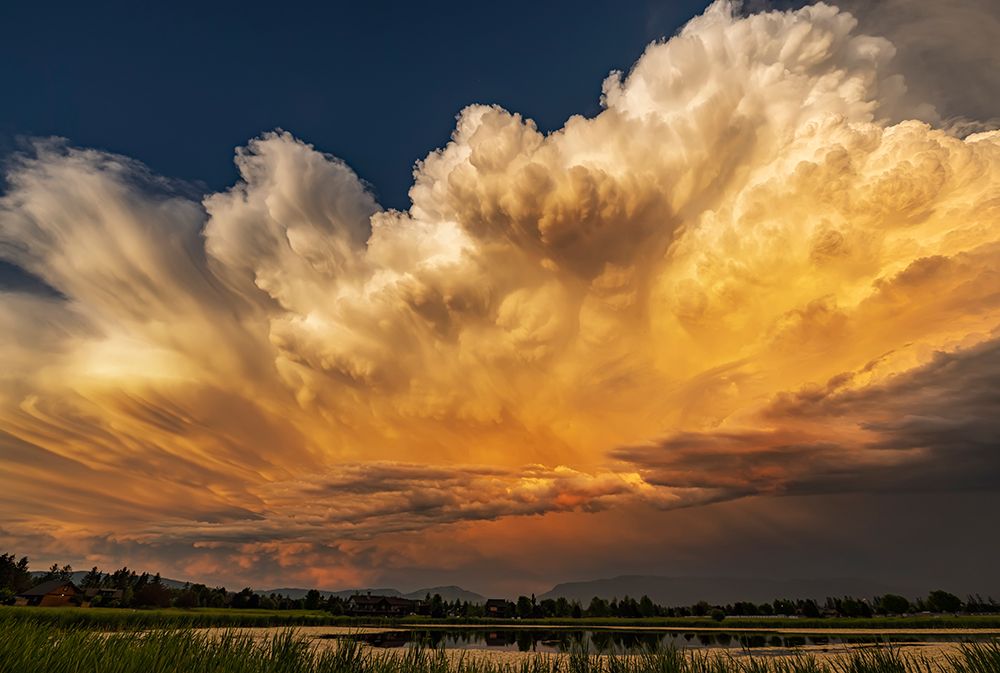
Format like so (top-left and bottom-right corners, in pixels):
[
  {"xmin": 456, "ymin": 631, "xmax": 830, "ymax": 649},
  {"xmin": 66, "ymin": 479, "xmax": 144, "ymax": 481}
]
[{"xmin": 1, "ymin": 0, "xmax": 709, "ymax": 210}]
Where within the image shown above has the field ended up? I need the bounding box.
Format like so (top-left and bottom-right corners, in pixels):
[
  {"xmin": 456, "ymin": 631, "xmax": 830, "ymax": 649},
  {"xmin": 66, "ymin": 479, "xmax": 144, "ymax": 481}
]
[
  {"xmin": 4, "ymin": 606, "xmax": 1000, "ymax": 631},
  {"xmin": 2, "ymin": 615, "xmax": 1000, "ymax": 673},
  {"xmin": 0, "ymin": 605, "xmax": 355, "ymax": 628}
]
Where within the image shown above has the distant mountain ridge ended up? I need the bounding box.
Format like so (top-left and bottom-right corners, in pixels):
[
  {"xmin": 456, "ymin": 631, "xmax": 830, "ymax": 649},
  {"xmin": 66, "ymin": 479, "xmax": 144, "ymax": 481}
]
[
  {"xmin": 261, "ymin": 585, "xmax": 486, "ymax": 603},
  {"xmin": 401, "ymin": 585, "xmax": 486, "ymax": 603},
  {"xmin": 263, "ymin": 587, "xmax": 402, "ymax": 600},
  {"xmin": 539, "ymin": 575, "xmax": 922, "ymax": 605}
]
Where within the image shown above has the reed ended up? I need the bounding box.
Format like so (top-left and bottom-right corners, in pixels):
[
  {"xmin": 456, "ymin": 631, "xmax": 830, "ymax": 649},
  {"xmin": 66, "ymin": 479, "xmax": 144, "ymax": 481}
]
[
  {"xmin": 0, "ymin": 617, "xmax": 997, "ymax": 673},
  {"xmin": 4, "ymin": 606, "xmax": 1000, "ymax": 631},
  {"xmin": 0, "ymin": 605, "xmax": 358, "ymax": 629}
]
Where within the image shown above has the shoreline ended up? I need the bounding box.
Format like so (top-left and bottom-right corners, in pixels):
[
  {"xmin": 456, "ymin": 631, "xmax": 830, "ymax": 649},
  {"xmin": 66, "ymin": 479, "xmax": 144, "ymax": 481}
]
[{"xmin": 394, "ymin": 623, "xmax": 1000, "ymax": 636}]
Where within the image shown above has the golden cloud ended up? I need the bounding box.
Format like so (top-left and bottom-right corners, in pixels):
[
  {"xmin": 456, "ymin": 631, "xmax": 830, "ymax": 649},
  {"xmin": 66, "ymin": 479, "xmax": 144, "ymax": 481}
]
[{"xmin": 1, "ymin": 1, "xmax": 998, "ymax": 587}]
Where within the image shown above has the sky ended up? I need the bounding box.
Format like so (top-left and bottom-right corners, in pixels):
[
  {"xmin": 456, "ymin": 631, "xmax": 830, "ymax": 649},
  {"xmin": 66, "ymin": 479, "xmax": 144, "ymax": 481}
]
[
  {"xmin": 1, "ymin": 0, "xmax": 999, "ymax": 597},
  {"xmin": 0, "ymin": 0, "xmax": 712, "ymax": 211}
]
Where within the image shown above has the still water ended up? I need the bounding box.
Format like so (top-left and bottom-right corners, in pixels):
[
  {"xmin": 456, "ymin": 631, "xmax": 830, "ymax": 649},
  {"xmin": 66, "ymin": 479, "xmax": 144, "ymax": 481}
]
[{"xmin": 334, "ymin": 629, "xmax": 991, "ymax": 655}]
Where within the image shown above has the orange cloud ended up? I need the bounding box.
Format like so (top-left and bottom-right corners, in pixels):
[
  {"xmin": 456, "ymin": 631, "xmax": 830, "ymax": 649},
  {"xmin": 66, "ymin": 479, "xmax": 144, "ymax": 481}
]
[{"xmin": 1, "ymin": 1, "xmax": 998, "ymax": 590}]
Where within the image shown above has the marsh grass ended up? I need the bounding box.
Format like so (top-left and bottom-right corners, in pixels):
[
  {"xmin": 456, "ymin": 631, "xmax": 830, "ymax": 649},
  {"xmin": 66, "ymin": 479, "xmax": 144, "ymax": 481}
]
[
  {"xmin": 0, "ymin": 618, "xmax": 997, "ymax": 673},
  {"xmin": 0, "ymin": 605, "xmax": 354, "ymax": 629},
  {"xmin": 5, "ymin": 606, "xmax": 1000, "ymax": 631},
  {"xmin": 946, "ymin": 641, "xmax": 1000, "ymax": 673}
]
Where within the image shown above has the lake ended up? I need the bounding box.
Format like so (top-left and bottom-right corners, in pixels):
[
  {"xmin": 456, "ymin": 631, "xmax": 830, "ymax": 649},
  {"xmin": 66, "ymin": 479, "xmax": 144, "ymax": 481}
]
[{"xmin": 330, "ymin": 628, "xmax": 996, "ymax": 655}]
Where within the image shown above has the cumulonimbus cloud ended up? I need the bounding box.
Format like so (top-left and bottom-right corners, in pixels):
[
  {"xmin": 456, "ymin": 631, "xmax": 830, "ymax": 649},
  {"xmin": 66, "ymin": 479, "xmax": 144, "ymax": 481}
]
[{"xmin": 1, "ymin": 0, "xmax": 998, "ymax": 587}]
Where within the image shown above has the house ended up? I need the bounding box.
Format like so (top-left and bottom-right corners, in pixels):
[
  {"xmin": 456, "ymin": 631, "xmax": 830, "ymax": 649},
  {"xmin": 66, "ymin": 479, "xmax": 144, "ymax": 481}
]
[
  {"xmin": 485, "ymin": 598, "xmax": 513, "ymax": 618},
  {"xmin": 345, "ymin": 593, "xmax": 422, "ymax": 617},
  {"xmin": 14, "ymin": 579, "xmax": 83, "ymax": 607},
  {"xmin": 82, "ymin": 587, "xmax": 124, "ymax": 606}
]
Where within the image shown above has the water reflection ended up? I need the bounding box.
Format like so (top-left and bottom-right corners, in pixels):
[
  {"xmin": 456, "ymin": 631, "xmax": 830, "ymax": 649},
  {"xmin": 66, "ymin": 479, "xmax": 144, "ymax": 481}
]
[{"xmin": 336, "ymin": 629, "xmax": 988, "ymax": 654}]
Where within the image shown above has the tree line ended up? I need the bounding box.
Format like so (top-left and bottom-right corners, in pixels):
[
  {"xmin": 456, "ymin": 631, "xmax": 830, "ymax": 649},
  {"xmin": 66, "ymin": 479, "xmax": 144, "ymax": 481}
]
[
  {"xmin": 0, "ymin": 553, "xmax": 326, "ymax": 610},
  {"xmin": 490, "ymin": 590, "xmax": 999, "ymax": 620},
  {"xmin": 2, "ymin": 552, "xmax": 997, "ymax": 617}
]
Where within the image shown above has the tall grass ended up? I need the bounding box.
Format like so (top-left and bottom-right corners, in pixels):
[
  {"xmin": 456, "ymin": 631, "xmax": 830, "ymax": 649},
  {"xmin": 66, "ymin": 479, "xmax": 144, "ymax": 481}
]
[
  {"xmin": 0, "ymin": 617, "xmax": 997, "ymax": 673},
  {"xmin": 3, "ymin": 606, "xmax": 1000, "ymax": 631},
  {"xmin": 946, "ymin": 641, "xmax": 1000, "ymax": 673},
  {"xmin": 0, "ymin": 605, "xmax": 360, "ymax": 629}
]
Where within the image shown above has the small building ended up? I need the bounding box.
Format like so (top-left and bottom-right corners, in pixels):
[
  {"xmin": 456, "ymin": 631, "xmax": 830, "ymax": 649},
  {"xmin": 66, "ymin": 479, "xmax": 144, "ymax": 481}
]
[
  {"xmin": 485, "ymin": 598, "xmax": 513, "ymax": 618},
  {"xmin": 345, "ymin": 593, "xmax": 421, "ymax": 617},
  {"xmin": 82, "ymin": 587, "xmax": 124, "ymax": 606},
  {"xmin": 14, "ymin": 580, "xmax": 83, "ymax": 607}
]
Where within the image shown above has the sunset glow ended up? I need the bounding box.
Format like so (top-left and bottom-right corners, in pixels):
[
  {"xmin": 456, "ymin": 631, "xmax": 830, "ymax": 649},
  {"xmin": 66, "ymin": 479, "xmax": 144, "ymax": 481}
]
[{"xmin": 1, "ymin": 0, "xmax": 998, "ymax": 595}]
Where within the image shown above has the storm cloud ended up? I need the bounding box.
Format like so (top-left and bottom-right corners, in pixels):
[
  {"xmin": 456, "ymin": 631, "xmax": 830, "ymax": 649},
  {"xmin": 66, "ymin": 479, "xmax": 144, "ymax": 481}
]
[{"xmin": 1, "ymin": 1, "xmax": 998, "ymax": 592}]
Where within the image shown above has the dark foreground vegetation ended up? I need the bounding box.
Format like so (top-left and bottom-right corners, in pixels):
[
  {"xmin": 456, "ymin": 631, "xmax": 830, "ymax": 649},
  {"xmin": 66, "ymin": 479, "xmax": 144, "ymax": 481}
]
[{"xmin": 1, "ymin": 618, "xmax": 999, "ymax": 673}]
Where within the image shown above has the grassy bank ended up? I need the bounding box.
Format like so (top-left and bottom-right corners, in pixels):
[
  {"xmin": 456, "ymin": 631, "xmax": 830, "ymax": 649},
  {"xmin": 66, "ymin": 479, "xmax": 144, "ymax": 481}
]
[
  {"xmin": 0, "ymin": 605, "xmax": 362, "ymax": 629},
  {"xmin": 1, "ymin": 617, "xmax": 999, "ymax": 673},
  {"xmin": 3, "ymin": 605, "xmax": 1000, "ymax": 631}
]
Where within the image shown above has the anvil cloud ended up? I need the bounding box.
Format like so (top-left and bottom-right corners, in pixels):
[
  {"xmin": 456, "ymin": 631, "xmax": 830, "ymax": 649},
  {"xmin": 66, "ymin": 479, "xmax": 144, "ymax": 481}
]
[{"xmin": 2, "ymin": 1, "xmax": 999, "ymax": 593}]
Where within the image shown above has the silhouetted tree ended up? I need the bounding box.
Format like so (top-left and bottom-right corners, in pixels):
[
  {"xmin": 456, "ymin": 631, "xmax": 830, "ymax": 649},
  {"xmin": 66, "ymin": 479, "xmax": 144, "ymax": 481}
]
[
  {"xmin": 0, "ymin": 554, "xmax": 32, "ymax": 595},
  {"xmin": 927, "ymin": 590, "xmax": 962, "ymax": 613},
  {"xmin": 516, "ymin": 595, "xmax": 532, "ymax": 619},
  {"xmin": 877, "ymin": 594, "xmax": 911, "ymax": 615},
  {"xmin": 81, "ymin": 566, "xmax": 103, "ymax": 588},
  {"xmin": 39, "ymin": 563, "xmax": 73, "ymax": 584},
  {"xmin": 586, "ymin": 596, "xmax": 609, "ymax": 617},
  {"xmin": 304, "ymin": 589, "xmax": 322, "ymax": 610},
  {"xmin": 134, "ymin": 580, "xmax": 172, "ymax": 608},
  {"xmin": 231, "ymin": 587, "xmax": 258, "ymax": 609},
  {"xmin": 174, "ymin": 590, "xmax": 199, "ymax": 609}
]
